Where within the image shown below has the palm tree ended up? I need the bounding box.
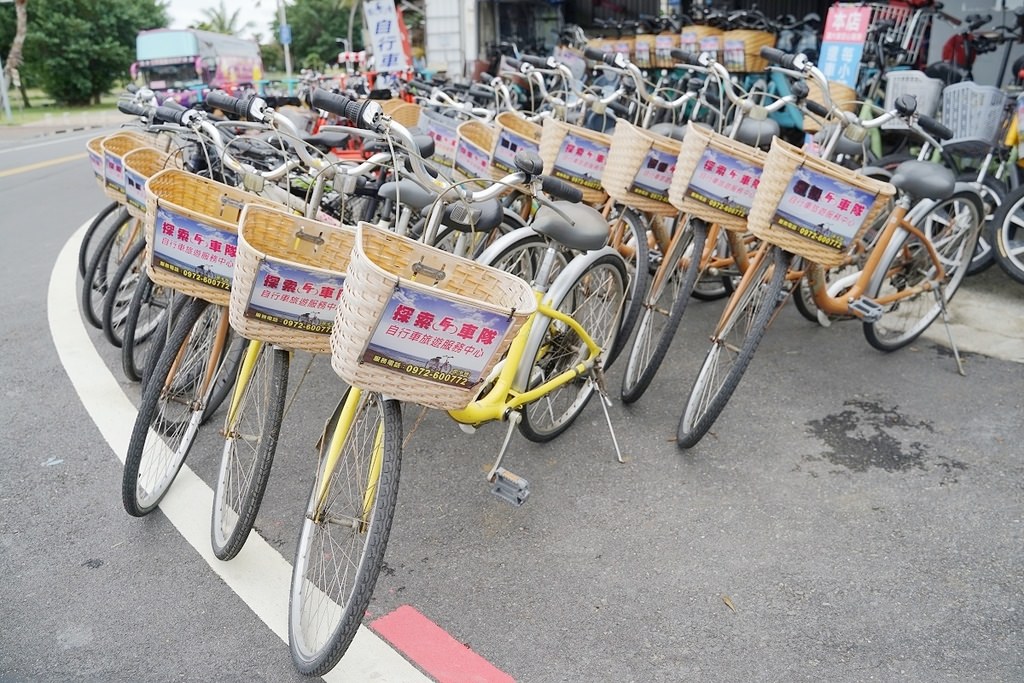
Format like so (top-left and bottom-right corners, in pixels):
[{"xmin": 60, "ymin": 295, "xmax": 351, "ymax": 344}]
[{"xmin": 193, "ymin": 0, "xmax": 254, "ymax": 36}]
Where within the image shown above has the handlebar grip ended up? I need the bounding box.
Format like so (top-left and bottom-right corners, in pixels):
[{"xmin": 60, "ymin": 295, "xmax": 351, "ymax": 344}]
[
  {"xmin": 918, "ymin": 114, "xmax": 954, "ymax": 141},
  {"xmin": 505, "ymin": 58, "xmax": 523, "ymax": 70},
  {"xmin": 125, "ymin": 83, "xmax": 139, "ymax": 94},
  {"xmin": 669, "ymin": 48, "xmax": 701, "ymax": 65},
  {"xmin": 607, "ymin": 100, "xmax": 632, "ymax": 117},
  {"xmin": 309, "ymin": 87, "xmax": 364, "ymax": 125},
  {"xmin": 759, "ymin": 46, "xmax": 797, "ymax": 69},
  {"xmin": 521, "ymin": 54, "xmax": 550, "ymax": 67},
  {"xmin": 159, "ymin": 99, "xmax": 188, "ymax": 112},
  {"xmin": 205, "ymin": 90, "xmax": 248, "ymax": 117},
  {"xmin": 154, "ymin": 105, "xmax": 188, "ymax": 124},
  {"xmin": 804, "ymin": 99, "xmax": 830, "ymax": 119},
  {"xmin": 584, "ymin": 46, "xmax": 608, "ymax": 61},
  {"xmin": 468, "ymin": 84, "xmax": 494, "ymax": 99},
  {"xmin": 409, "ymin": 79, "xmax": 434, "ymax": 91},
  {"xmin": 117, "ymin": 100, "xmax": 149, "ymax": 117},
  {"xmin": 540, "ymin": 175, "xmax": 583, "ymax": 203}
]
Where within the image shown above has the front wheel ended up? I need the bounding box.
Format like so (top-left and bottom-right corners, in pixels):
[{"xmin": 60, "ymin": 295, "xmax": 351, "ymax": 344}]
[
  {"xmin": 863, "ymin": 189, "xmax": 982, "ymax": 351},
  {"xmin": 621, "ymin": 217, "xmax": 708, "ymax": 403},
  {"xmin": 519, "ymin": 252, "xmax": 628, "ymax": 442},
  {"xmin": 211, "ymin": 343, "xmax": 290, "ymax": 561},
  {"xmin": 677, "ymin": 246, "xmax": 791, "ymax": 449},
  {"xmin": 989, "ymin": 184, "xmax": 1024, "ymax": 285},
  {"xmin": 288, "ymin": 390, "xmax": 402, "ymax": 677}
]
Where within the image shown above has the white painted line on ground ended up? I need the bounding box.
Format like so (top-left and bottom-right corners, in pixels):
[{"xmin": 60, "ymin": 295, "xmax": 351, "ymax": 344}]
[{"xmin": 48, "ymin": 221, "xmax": 431, "ymax": 682}]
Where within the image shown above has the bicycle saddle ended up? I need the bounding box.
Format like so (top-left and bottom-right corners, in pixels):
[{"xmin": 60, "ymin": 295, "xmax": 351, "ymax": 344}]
[
  {"xmin": 812, "ymin": 125, "xmax": 864, "ymax": 157},
  {"xmin": 649, "ymin": 122, "xmax": 688, "ymax": 141},
  {"xmin": 379, "ymin": 179, "xmax": 437, "ymax": 211},
  {"xmin": 890, "ymin": 160, "xmax": 955, "ymax": 202},
  {"xmin": 531, "ymin": 201, "xmax": 609, "ymax": 251}
]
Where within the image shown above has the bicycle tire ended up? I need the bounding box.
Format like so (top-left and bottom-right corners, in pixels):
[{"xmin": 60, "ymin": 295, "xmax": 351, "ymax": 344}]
[
  {"xmin": 863, "ymin": 189, "xmax": 982, "ymax": 351},
  {"xmin": 288, "ymin": 390, "xmax": 402, "ymax": 677},
  {"xmin": 122, "ymin": 298, "xmax": 220, "ymax": 516},
  {"xmin": 677, "ymin": 246, "xmax": 791, "ymax": 449},
  {"xmin": 202, "ymin": 333, "xmax": 247, "ymax": 425},
  {"xmin": 78, "ymin": 201, "xmax": 120, "ymax": 278},
  {"xmin": 476, "ymin": 229, "xmax": 569, "ymax": 286},
  {"xmin": 519, "ymin": 252, "xmax": 628, "ymax": 442},
  {"xmin": 605, "ymin": 207, "xmax": 650, "ymax": 368},
  {"xmin": 80, "ymin": 207, "xmax": 133, "ymax": 329},
  {"xmin": 121, "ymin": 272, "xmax": 173, "ymax": 383},
  {"xmin": 101, "ymin": 238, "xmax": 146, "ymax": 348},
  {"xmin": 621, "ymin": 217, "xmax": 708, "ymax": 403},
  {"xmin": 989, "ymin": 184, "xmax": 1024, "ymax": 285},
  {"xmin": 960, "ymin": 172, "xmax": 1004, "ymax": 276},
  {"xmin": 689, "ymin": 225, "xmax": 736, "ymax": 301},
  {"xmin": 211, "ymin": 343, "xmax": 290, "ymax": 561}
]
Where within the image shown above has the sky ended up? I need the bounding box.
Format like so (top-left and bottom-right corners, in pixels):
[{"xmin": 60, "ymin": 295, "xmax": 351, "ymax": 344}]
[{"xmin": 164, "ymin": 0, "xmax": 277, "ymax": 41}]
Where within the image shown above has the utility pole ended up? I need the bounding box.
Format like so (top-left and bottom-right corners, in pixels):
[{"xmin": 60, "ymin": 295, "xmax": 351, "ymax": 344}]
[{"xmin": 278, "ymin": 0, "xmax": 293, "ymax": 87}]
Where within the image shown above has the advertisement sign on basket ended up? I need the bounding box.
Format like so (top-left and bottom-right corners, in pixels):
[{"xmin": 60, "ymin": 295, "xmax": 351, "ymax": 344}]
[
  {"xmin": 454, "ymin": 138, "xmax": 490, "ymax": 180},
  {"xmin": 362, "ymin": 286, "xmax": 514, "ymax": 389},
  {"xmin": 770, "ymin": 167, "xmax": 874, "ymax": 250},
  {"xmin": 492, "ymin": 129, "xmax": 539, "ymax": 174},
  {"xmin": 552, "ymin": 132, "xmax": 609, "ymax": 191},
  {"xmin": 243, "ymin": 260, "xmax": 345, "ymax": 334},
  {"xmin": 419, "ymin": 109, "xmax": 459, "ymax": 163},
  {"xmin": 151, "ymin": 206, "xmax": 236, "ymax": 290},
  {"xmin": 104, "ymin": 153, "xmax": 126, "ymax": 194},
  {"xmin": 125, "ymin": 169, "xmax": 148, "ymax": 213},
  {"xmin": 686, "ymin": 147, "xmax": 762, "ymax": 218},
  {"xmin": 629, "ymin": 146, "xmax": 676, "ymax": 203}
]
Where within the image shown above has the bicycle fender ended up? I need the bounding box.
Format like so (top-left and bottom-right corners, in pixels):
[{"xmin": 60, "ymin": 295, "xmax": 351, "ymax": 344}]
[
  {"xmin": 474, "ymin": 226, "xmax": 539, "ymax": 267},
  {"xmin": 512, "ymin": 246, "xmax": 623, "ymax": 391}
]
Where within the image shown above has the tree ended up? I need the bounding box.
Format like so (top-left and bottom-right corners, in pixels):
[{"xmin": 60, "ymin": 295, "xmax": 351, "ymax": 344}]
[
  {"xmin": 2, "ymin": 0, "xmax": 168, "ymax": 105},
  {"xmin": 271, "ymin": 0, "xmax": 362, "ymax": 71},
  {"xmin": 193, "ymin": 0, "xmax": 254, "ymax": 36},
  {"xmin": 2, "ymin": 0, "xmax": 28, "ymax": 107}
]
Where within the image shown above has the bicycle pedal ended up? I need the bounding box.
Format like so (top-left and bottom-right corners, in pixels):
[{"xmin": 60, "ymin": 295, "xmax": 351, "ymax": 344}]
[
  {"xmin": 490, "ymin": 468, "xmax": 530, "ymax": 506},
  {"xmin": 848, "ymin": 297, "xmax": 883, "ymax": 323}
]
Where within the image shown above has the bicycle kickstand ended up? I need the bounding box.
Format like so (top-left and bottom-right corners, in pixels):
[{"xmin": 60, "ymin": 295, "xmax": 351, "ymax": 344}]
[
  {"xmin": 590, "ymin": 365, "xmax": 625, "ymax": 464},
  {"xmin": 935, "ymin": 283, "xmax": 966, "ymax": 376}
]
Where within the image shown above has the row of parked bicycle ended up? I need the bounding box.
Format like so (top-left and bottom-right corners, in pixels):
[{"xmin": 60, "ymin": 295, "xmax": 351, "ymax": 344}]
[{"xmin": 77, "ymin": 28, "xmax": 1007, "ymax": 676}]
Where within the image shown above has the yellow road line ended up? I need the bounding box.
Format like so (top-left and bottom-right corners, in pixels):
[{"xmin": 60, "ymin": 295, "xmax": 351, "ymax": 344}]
[{"xmin": 0, "ymin": 152, "xmax": 87, "ymax": 178}]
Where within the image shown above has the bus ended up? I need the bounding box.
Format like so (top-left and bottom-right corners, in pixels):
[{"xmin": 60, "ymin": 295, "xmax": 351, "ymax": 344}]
[{"xmin": 131, "ymin": 28, "xmax": 263, "ymax": 104}]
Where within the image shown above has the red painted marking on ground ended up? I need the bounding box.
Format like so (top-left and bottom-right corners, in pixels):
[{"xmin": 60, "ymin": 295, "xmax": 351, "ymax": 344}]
[{"xmin": 370, "ymin": 604, "xmax": 515, "ymax": 683}]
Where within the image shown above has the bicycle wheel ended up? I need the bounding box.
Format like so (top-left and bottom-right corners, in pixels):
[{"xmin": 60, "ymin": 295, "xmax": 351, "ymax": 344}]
[
  {"xmin": 519, "ymin": 252, "xmax": 628, "ymax": 442},
  {"xmin": 211, "ymin": 343, "xmax": 290, "ymax": 561},
  {"xmin": 477, "ymin": 229, "xmax": 570, "ymax": 286},
  {"xmin": 80, "ymin": 207, "xmax": 134, "ymax": 329},
  {"xmin": 960, "ymin": 172, "xmax": 1004, "ymax": 276},
  {"xmin": 289, "ymin": 390, "xmax": 402, "ymax": 677},
  {"xmin": 621, "ymin": 217, "xmax": 708, "ymax": 403},
  {"xmin": 202, "ymin": 333, "xmax": 247, "ymax": 424},
  {"xmin": 121, "ymin": 272, "xmax": 173, "ymax": 382},
  {"xmin": 677, "ymin": 246, "xmax": 791, "ymax": 449},
  {"xmin": 78, "ymin": 201, "xmax": 120, "ymax": 277},
  {"xmin": 605, "ymin": 207, "xmax": 650, "ymax": 367},
  {"xmin": 690, "ymin": 225, "xmax": 737, "ymax": 301},
  {"xmin": 122, "ymin": 298, "xmax": 224, "ymax": 516},
  {"xmin": 989, "ymin": 184, "xmax": 1024, "ymax": 285},
  {"xmin": 863, "ymin": 190, "xmax": 982, "ymax": 351},
  {"xmin": 101, "ymin": 238, "xmax": 146, "ymax": 348}
]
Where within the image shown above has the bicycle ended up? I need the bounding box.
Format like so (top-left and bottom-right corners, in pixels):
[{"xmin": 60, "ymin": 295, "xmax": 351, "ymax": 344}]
[
  {"xmin": 283, "ymin": 91, "xmax": 628, "ymax": 676},
  {"xmin": 675, "ymin": 49, "xmax": 985, "ymax": 449}
]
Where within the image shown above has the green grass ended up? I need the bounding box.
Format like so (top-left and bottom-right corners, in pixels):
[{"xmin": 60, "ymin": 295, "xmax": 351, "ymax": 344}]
[{"xmin": 1, "ymin": 88, "xmax": 121, "ymax": 126}]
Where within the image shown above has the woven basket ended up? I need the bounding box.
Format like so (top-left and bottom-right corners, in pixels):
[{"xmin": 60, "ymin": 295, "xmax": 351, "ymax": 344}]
[
  {"xmin": 87, "ymin": 135, "xmax": 108, "ymax": 191},
  {"xmin": 384, "ymin": 101, "xmax": 422, "ymax": 128},
  {"xmin": 490, "ymin": 111, "xmax": 542, "ymax": 178},
  {"xmin": 680, "ymin": 26, "xmax": 723, "ymax": 62},
  {"xmin": 418, "ymin": 107, "xmax": 462, "ymax": 166},
  {"xmin": 668, "ymin": 122, "xmax": 767, "ymax": 231},
  {"xmin": 653, "ymin": 33, "xmax": 680, "ymax": 68},
  {"xmin": 231, "ymin": 205, "xmax": 356, "ymax": 352},
  {"xmin": 747, "ymin": 137, "xmax": 896, "ymax": 267},
  {"xmin": 804, "ymin": 81, "xmax": 858, "ymax": 133},
  {"xmin": 539, "ymin": 118, "xmax": 611, "ymax": 204},
  {"xmin": 603, "ymin": 122, "xmax": 682, "ymax": 216},
  {"xmin": 721, "ymin": 30, "xmax": 775, "ymax": 73},
  {"xmin": 330, "ymin": 222, "xmax": 537, "ymax": 410},
  {"xmin": 143, "ymin": 168, "xmax": 282, "ymax": 305},
  {"xmin": 101, "ymin": 131, "xmax": 156, "ymax": 203},
  {"xmin": 633, "ymin": 34, "xmax": 656, "ymax": 69},
  {"xmin": 123, "ymin": 147, "xmax": 184, "ymax": 219},
  {"xmin": 453, "ymin": 119, "xmax": 495, "ymax": 183}
]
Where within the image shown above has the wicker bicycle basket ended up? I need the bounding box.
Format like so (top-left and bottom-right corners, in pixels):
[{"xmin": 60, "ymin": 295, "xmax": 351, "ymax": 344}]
[
  {"xmin": 453, "ymin": 119, "xmax": 496, "ymax": 183},
  {"xmin": 101, "ymin": 131, "xmax": 157, "ymax": 203},
  {"xmin": 143, "ymin": 168, "xmax": 282, "ymax": 306},
  {"xmin": 87, "ymin": 135, "xmax": 107, "ymax": 191},
  {"xmin": 539, "ymin": 118, "xmax": 611, "ymax": 204},
  {"xmin": 123, "ymin": 147, "xmax": 184, "ymax": 219},
  {"xmin": 747, "ymin": 137, "xmax": 896, "ymax": 267},
  {"xmin": 230, "ymin": 205, "xmax": 356, "ymax": 353},
  {"xmin": 330, "ymin": 222, "xmax": 537, "ymax": 411},
  {"xmin": 383, "ymin": 101, "xmax": 422, "ymax": 128},
  {"xmin": 679, "ymin": 26, "xmax": 723, "ymax": 62},
  {"xmin": 603, "ymin": 122, "xmax": 682, "ymax": 216},
  {"xmin": 721, "ymin": 30, "xmax": 775, "ymax": 73},
  {"xmin": 668, "ymin": 122, "xmax": 767, "ymax": 231},
  {"xmin": 653, "ymin": 33, "xmax": 681, "ymax": 68},
  {"xmin": 490, "ymin": 111, "xmax": 542, "ymax": 178}
]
